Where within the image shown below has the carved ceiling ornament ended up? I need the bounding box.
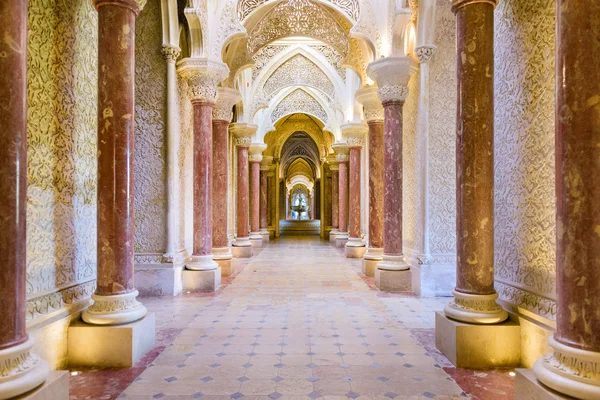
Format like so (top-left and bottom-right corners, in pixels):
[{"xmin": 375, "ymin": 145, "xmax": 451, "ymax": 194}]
[
  {"xmin": 263, "ymin": 54, "xmax": 335, "ymax": 99},
  {"xmin": 238, "ymin": 0, "xmax": 359, "ymax": 23},
  {"xmin": 247, "ymin": 0, "xmax": 349, "ymax": 56},
  {"xmin": 271, "ymin": 89, "xmax": 328, "ymax": 123},
  {"xmin": 264, "ymin": 114, "xmax": 333, "ymax": 160}
]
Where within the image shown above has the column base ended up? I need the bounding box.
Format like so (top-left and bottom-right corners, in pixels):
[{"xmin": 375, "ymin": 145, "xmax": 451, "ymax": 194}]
[
  {"xmin": 434, "ymin": 311, "xmax": 520, "ymax": 368},
  {"xmin": 377, "ymin": 254, "xmax": 410, "ymax": 271},
  {"xmin": 186, "ymin": 254, "xmax": 219, "ymax": 271},
  {"xmin": 213, "ymin": 247, "xmax": 233, "ymax": 277},
  {"xmin": 0, "ymin": 338, "xmax": 49, "ymax": 400},
  {"xmin": 12, "ymin": 371, "xmax": 69, "ymax": 400},
  {"xmin": 532, "ymin": 336, "xmax": 600, "ymax": 400},
  {"xmin": 82, "ymin": 290, "xmax": 147, "ymax": 325},
  {"xmin": 68, "ymin": 313, "xmax": 156, "ymax": 368},
  {"xmin": 375, "ymin": 268, "xmax": 411, "ymax": 292},
  {"xmin": 345, "ymin": 238, "xmax": 366, "ymax": 258},
  {"xmin": 362, "ymin": 247, "xmax": 383, "ymax": 277},
  {"xmin": 515, "ymin": 369, "xmax": 575, "ymax": 400},
  {"xmin": 329, "ymin": 229, "xmax": 339, "ymax": 243},
  {"xmin": 232, "ymin": 238, "xmax": 252, "ymax": 258},
  {"xmin": 260, "ymin": 229, "xmax": 270, "ymax": 244},
  {"xmin": 249, "ymin": 233, "xmax": 262, "ymax": 247},
  {"xmin": 183, "ymin": 268, "xmax": 222, "ymax": 292},
  {"xmin": 444, "ymin": 290, "xmax": 508, "ymax": 324},
  {"xmin": 135, "ymin": 264, "xmax": 184, "ymax": 296},
  {"xmin": 335, "ymin": 232, "xmax": 348, "ymax": 248}
]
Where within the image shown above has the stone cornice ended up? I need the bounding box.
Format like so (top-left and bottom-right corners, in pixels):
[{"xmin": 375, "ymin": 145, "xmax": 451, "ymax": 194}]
[
  {"xmin": 213, "ymin": 87, "xmax": 241, "ymax": 122},
  {"xmin": 356, "ymin": 86, "xmax": 384, "ymax": 122},
  {"xmin": 451, "ymin": 0, "xmax": 498, "ymax": 13},
  {"xmin": 177, "ymin": 58, "xmax": 230, "ymax": 104},
  {"xmin": 341, "ymin": 123, "xmax": 368, "ymax": 148}
]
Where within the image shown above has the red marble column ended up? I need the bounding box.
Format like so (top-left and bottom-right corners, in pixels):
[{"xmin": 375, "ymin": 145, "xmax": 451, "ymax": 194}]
[
  {"xmin": 84, "ymin": 0, "xmax": 147, "ymax": 325},
  {"xmin": 330, "ymin": 165, "xmax": 339, "ymax": 242},
  {"xmin": 259, "ymin": 167, "xmax": 268, "ymax": 236},
  {"xmin": 249, "ymin": 156, "xmax": 262, "ymax": 245},
  {"xmin": 212, "ymin": 119, "xmax": 230, "ymax": 251},
  {"xmin": 336, "ymin": 153, "xmax": 349, "ymax": 247},
  {"xmin": 347, "ymin": 147, "xmax": 361, "ymax": 239},
  {"xmin": 443, "ymin": 0, "xmax": 506, "ymax": 324},
  {"xmin": 533, "ymin": 2, "xmax": 600, "ymax": 398},
  {"xmin": 0, "ymin": 0, "xmax": 49, "ymax": 396},
  {"xmin": 368, "ymin": 121, "xmax": 384, "ymax": 250},
  {"xmin": 237, "ymin": 145, "xmax": 250, "ymax": 242}
]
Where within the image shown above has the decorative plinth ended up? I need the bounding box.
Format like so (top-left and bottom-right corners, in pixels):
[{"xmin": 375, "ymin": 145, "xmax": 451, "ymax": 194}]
[
  {"xmin": 362, "ymin": 247, "xmax": 383, "ymax": 277},
  {"xmin": 435, "ymin": 311, "xmax": 520, "ymax": 369},
  {"xmin": 232, "ymin": 237, "xmax": 252, "ymax": 258},
  {"xmin": 82, "ymin": 290, "xmax": 147, "ymax": 325},
  {"xmin": 213, "ymin": 247, "xmax": 232, "ymax": 276},
  {"xmin": 186, "ymin": 255, "xmax": 218, "ymax": 271},
  {"xmin": 345, "ymin": 239, "xmax": 366, "ymax": 258},
  {"xmin": 444, "ymin": 290, "xmax": 508, "ymax": 324},
  {"xmin": 0, "ymin": 338, "xmax": 49, "ymax": 400},
  {"xmin": 183, "ymin": 268, "xmax": 222, "ymax": 292},
  {"xmin": 68, "ymin": 313, "xmax": 156, "ymax": 368},
  {"xmin": 515, "ymin": 369, "xmax": 575, "ymax": 400},
  {"xmin": 13, "ymin": 371, "xmax": 69, "ymax": 400},
  {"xmin": 532, "ymin": 337, "xmax": 600, "ymax": 400},
  {"xmin": 329, "ymin": 229, "xmax": 339, "ymax": 243},
  {"xmin": 375, "ymin": 268, "xmax": 411, "ymax": 292},
  {"xmin": 260, "ymin": 229, "xmax": 270, "ymax": 244},
  {"xmin": 249, "ymin": 233, "xmax": 263, "ymax": 248},
  {"xmin": 135, "ymin": 264, "xmax": 184, "ymax": 296},
  {"xmin": 335, "ymin": 232, "xmax": 349, "ymax": 248}
]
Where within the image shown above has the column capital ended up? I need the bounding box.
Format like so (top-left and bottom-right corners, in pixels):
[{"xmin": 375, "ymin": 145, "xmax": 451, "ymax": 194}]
[
  {"xmin": 260, "ymin": 155, "xmax": 274, "ymax": 170},
  {"xmin": 231, "ymin": 123, "xmax": 257, "ymax": 147},
  {"xmin": 161, "ymin": 45, "xmax": 181, "ymax": 64},
  {"xmin": 356, "ymin": 86, "xmax": 384, "ymax": 122},
  {"xmin": 451, "ymin": 0, "xmax": 498, "ymax": 13},
  {"xmin": 415, "ymin": 45, "xmax": 437, "ymax": 64},
  {"xmin": 177, "ymin": 58, "xmax": 229, "ymax": 104},
  {"xmin": 93, "ymin": 0, "xmax": 145, "ymax": 14},
  {"xmin": 367, "ymin": 56, "xmax": 418, "ymax": 104},
  {"xmin": 249, "ymin": 143, "xmax": 267, "ymax": 162},
  {"xmin": 341, "ymin": 123, "xmax": 368, "ymax": 148},
  {"xmin": 332, "ymin": 143, "xmax": 349, "ymax": 162},
  {"xmin": 213, "ymin": 87, "xmax": 241, "ymax": 122}
]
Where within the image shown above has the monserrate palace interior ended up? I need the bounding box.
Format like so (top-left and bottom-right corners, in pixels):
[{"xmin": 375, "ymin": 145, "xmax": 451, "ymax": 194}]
[{"xmin": 0, "ymin": 0, "xmax": 598, "ymax": 399}]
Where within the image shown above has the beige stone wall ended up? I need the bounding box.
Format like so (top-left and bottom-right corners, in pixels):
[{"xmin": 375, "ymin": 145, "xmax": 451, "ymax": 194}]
[
  {"xmin": 493, "ymin": 0, "xmax": 556, "ymax": 366},
  {"xmin": 26, "ymin": 0, "xmax": 99, "ymax": 367},
  {"xmin": 134, "ymin": 0, "xmax": 168, "ymax": 257}
]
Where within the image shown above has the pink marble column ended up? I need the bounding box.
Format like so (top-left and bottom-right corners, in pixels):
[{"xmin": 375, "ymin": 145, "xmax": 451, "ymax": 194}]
[
  {"xmin": 330, "ymin": 165, "xmax": 339, "ymax": 242},
  {"xmin": 83, "ymin": 0, "xmax": 147, "ymax": 325},
  {"xmin": 231, "ymin": 124, "xmax": 255, "ymax": 258},
  {"xmin": 343, "ymin": 125, "xmax": 367, "ymax": 258},
  {"xmin": 443, "ymin": 0, "xmax": 506, "ymax": 324},
  {"xmin": 533, "ymin": 2, "xmax": 600, "ymax": 398},
  {"xmin": 0, "ymin": 0, "xmax": 49, "ymax": 396},
  {"xmin": 259, "ymin": 162, "xmax": 270, "ymax": 242},
  {"xmin": 334, "ymin": 146, "xmax": 349, "ymax": 248},
  {"xmin": 249, "ymin": 154, "xmax": 262, "ymax": 246}
]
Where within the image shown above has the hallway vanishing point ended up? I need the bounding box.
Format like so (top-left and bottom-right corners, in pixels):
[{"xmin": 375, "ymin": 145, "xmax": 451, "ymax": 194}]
[{"xmin": 68, "ymin": 236, "xmax": 511, "ymax": 400}]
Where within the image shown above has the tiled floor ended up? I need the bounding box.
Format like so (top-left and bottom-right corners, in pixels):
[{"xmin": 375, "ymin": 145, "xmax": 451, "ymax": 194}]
[{"xmin": 71, "ymin": 236, "xmax": 514, "ymax": 400}]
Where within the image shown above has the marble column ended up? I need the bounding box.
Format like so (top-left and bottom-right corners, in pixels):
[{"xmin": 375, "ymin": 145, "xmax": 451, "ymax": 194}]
[
  {"xmin": 367, "ymin": 57, "xmax": 416, "ymax": 291},
  {"xmin": 532, "ymin": 2, "xmax": 600, "ymax": 398},
  {"xmin": 330, "ymin": 163, "xmax": 340, "ymax": 243},
  {"xmin": 357, "ymin": 86, "xmax": 385, "ymax": 276},
  {"xmin": 443, "ymin": 0, "xmax": 506, "ymax": 324},
  {"xmin": 0, "ymin": 0, "xmax": 49, "ymax": 396},
  {"xmin": 259, "ymin": 156, "xmax": 272, "ymax": 243},
  {"xmin": 212, "ymin": 87, "xmax": 240, "ymax": 276},
  {"xmin": 342, "ymin": 124, "xmax": 368, "ymax": 258},
  {"xmin": 231, "ymin": 123, "xmax": 257, "ymax": 258},
  {"xmin": 83, "ymin": 0, "xmax": 148, "ymax": 324},
  {"xmin": 249, "ymin": 144, "xmax": 266, "ymax": 247},
  {"xmin": 177, "ymin": 59, "xmax": 228, "ymax": 279},
  {"xmin": 333, "ymin": 144, "xmax": 349, "ymax": 248}
]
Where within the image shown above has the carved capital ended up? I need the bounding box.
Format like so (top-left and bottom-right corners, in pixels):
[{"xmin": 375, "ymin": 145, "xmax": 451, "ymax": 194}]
[
  {"xmin": 213, "ymin": 87, "xmax": 241, "ymax": 122},
  {"xmin": 341, "ymin": 123, "xmax": 368, "ymax": 148},
  {"xmin": 356, "ymin": 86, "xmax": 384, "ymax": 122},
  {"xmin": 378, "ymin": 85, "xmax": 409, "ymax": 104},
  {"xmin": 93, "ymin": 0, "xmax": 145, "ymax": 14},
  {"xmin": 451, "ymin": 0, "xmax": 498, "ymax": 13},
  {"xmin": 249, "ymin": 143, "xmax": 267, "ymax": 162},
  {"xmin": 367, "ymin": 56, "xmax": 417, "ymax": 104},
  {"xmin": 177, "ymin": 58, "xmax": 230, "ymax": 104},
  {"xmin": 336, "ymin": 154, "xmax": 349, "ymax": 163},
  {"xmin": 415, "ymin": 45, "xmax": 437, "ymax": 64},
  {"xmin": 161, "ymin": 45, "xmax": 181, "ymax": 64},
  {"xmin": 231, "ymin": 123, "xmax": 258, "ymax": 148}
]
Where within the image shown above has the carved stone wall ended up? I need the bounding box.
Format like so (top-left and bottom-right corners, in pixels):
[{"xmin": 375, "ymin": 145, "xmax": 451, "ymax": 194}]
[
  {"xmin": 134, "ymin": 0, "xmax": 168, "ymax": 257},
  {"xmin": 493, "ymin": 0, "xmax": 556, "ymax": 321},
  {"xmin": 26, "ymin": 0, "xmax": 98, "ymax": 324}
]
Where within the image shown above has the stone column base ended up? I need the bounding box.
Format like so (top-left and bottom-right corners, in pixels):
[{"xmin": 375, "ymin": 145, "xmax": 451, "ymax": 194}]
[
  {"xmin": 362, "ymin": 247, "xmax": 383, "ymax": 277},
  {"xmin": 13, "ymin": 371, "xmax": 69, "ymax": 400},
  {"xmin": 515, "ymin": 369, "xmax": 575, "ymax": 400},
  {"xmin": 68, "ymin": 313, "xmax": 156, "ymax": 368},
  {"xmin": 183, "ymin": 268, "xmax": 222, "ymax": 292},
  {"xmin": 329, "ymin": 229, "xmax": 339, "ymax": 243},
  {"xmin": 345, "ymin": 238, "xmax": 366, "ymax": 258},
  {"xmin": 335, "ymin": 232, "xmax": 348, "ymax": 248},
  {"xmin": 213, "ymin": 247, "xmax": 233, "ymax": 277},
  {"xmin": 186, "ymin": 254, "xmax": 219, "ymax": 271},
  {"xmin": 232, "ymin": 238, "xmax": 252, "ymax": 258},
  {"xmin": 375, "ymin": 268, "xmax": 411, "ymax": 292},
  {"xmin": 135, "ymin": 264, "xmax": 184, "ymax": 297},
  {"xmin": 249, "ymin": 232, "xmax": 262, "ymax": 247},
  {"xmin": 0, "ymin": 338, "xmax": 49, "ymax": 400},
  {"xmin": 435, "ymin": 311, "xmax": 520, "ymax": 369},
  {"xmin": 260, "ymin": 229, "xmax": 270, "ymax": 244}
]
